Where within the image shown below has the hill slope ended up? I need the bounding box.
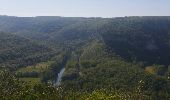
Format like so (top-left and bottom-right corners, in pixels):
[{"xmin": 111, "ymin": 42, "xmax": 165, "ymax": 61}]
[{"xmin": 0, "ymin": 16, "xmax": 170, "ymax": 99}]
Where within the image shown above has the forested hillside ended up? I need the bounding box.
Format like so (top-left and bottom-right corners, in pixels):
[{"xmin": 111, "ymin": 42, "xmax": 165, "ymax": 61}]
[
  {"xmin": 0, "ymin": 16, "xmax": 170, "ymax": 99},
  {"xmin": 0, "ymin": 32, "xmax": 57, "ymax": 70}
]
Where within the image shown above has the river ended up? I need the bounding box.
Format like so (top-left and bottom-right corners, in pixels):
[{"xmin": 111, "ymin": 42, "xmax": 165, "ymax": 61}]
[{"xmin": 54, "ymin": 67, "xmax": 65, "ymax": 86}]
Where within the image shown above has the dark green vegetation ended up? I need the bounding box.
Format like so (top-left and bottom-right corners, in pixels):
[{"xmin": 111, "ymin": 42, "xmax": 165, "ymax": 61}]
[{"xmin": 0, "ymin": 16, "xmax": 170, "ymax": 99}]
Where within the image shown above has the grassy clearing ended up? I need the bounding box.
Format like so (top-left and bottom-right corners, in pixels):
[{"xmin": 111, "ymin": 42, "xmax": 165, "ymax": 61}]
[
  {"xmin": 145, "ymin": 66, "xmax": 156, "ymax": 75},
  {"xmin": 17, "ymin": 61, "xmax": 54, "ymax": 73},
  {"xmin": 17, "ymin": 61, "xmax": 55, "ymax": 85},
  {"xmin": 19, "ymin": 78, "xmax": 41, "ymax": 86}
]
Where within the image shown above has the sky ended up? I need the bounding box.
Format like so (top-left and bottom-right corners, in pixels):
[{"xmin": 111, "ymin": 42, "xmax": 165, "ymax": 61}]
[{"xmin": 0, "ymin": 0, "xmax": 170, "ymax": 17}]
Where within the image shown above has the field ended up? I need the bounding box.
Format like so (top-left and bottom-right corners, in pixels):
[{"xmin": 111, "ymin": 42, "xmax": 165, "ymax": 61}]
[
  {"xmin": 19, "ymin": 78, "xmax": 41, "ymax": 86},
  {"xmin": 16, "ymin": 61, "xmax": 55, "ymax": 84}
]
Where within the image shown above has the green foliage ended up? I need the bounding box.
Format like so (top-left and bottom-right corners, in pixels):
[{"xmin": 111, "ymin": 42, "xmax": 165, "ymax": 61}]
[
  {"xmin": 0, "ymin": 70, "xmax": 26, "ymax": 99},
  {"xmin": 80, "ymin": 60, "xmax": 97, "ymax": 68},
  {"xmin": 99, "ymin": 17, "xmax": 170, "ymax": 66},
  {"xmin": 1, "ymin": 16, "xmax": 170, "ymax": 99},
  {"xmin": 16, "ymin": 71, "xmax": 39, "ymax": 78}
]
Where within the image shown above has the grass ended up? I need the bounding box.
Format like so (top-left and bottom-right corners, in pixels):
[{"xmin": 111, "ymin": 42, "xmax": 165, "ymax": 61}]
[
  {"xmin": 17, "ymin": 61, "xmax": 54, "ymax": 73},
  {"xmin": 17, "ymin": 61, "xmax": 55, "ymax": 85},
  {"xmin": 19, "ymin": 78, "xmax": 41, "ymax": 86},
  {"xmin": 145, "ymin": 66, "xmax": 157, "ymax": 75}
]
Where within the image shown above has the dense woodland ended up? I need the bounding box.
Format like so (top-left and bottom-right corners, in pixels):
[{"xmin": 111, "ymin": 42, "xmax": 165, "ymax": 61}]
[{"xmin": 0, "ymin": 16, "xmax": 170, "ymax": 99}]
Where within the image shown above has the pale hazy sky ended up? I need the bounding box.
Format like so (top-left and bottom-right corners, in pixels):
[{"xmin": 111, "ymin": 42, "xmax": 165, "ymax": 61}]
[{"xmin": 0, "ymin": 0, "xmax": 170, "ymax": 17}]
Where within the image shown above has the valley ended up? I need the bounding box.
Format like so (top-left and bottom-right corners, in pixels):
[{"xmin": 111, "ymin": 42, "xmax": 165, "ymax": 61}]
[{"xmin": 0, "ymin": 16, "xmax": 170, "ymax": 99}]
